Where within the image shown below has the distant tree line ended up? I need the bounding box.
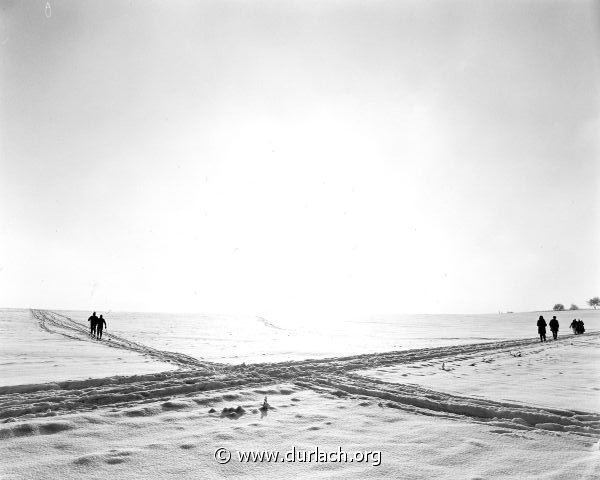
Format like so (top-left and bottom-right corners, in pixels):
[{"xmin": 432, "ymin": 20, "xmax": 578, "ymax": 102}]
[{"xmin": 552, "ymin": 297, "xmax": 599, "ymax": 311}]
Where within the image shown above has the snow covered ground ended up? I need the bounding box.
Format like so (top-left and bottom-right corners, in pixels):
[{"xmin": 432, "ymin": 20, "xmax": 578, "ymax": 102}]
[
  {"xmin": 3, "ymin": 383, "xmax": 599, "ymax": 480},
  {"xmin": 1, "ymin": 309, "xmax": 599, "ymax": 479},
  {"xmin": 53, "ymin": 308, "xmax": 600, "ymax": 363},
  {"xmin": 0, "ymin": 309, "xmax": 176, "ymax": 386},
  {"xmin": 357, "ymin": 334, "xmax": 600, "ymax": 412}
]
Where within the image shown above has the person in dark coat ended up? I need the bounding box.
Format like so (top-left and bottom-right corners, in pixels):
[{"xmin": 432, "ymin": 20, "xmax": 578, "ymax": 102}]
[
  {"xmin": 549, "ymin": 316, "xmax": 559, "ymax": 340},
  {"xmin": 537, "ymin": 315, "xmax": 547, "ymax": 342},
  {"xmin": 97, "ymin": 315, "xmax": 107, "ymax": 340},
  {"xmin": 88, "ymin": 311, "xmax": 98, "ymax": 338},
  {"xmin": 577, "ymin": 319, "xmax": 585, "ymax": 335}
]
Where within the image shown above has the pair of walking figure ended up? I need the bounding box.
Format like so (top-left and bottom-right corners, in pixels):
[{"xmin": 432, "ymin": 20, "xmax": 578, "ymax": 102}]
[
  {"xmin": 569, "ymin": 319, "xmax": 585, "ymax": 335},
  {"xmin": 536, "ymin": 315, "xmax": 559, "ymax": 342},
  {"xmin": 88, "ymin": 311, "xmax": 107, "ymax": 339}
]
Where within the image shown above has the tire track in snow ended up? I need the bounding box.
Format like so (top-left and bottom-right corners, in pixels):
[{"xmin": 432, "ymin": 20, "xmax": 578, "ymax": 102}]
[
  {"xmin": 298, "ymin": 374, "xmax": 600, "ymax": 438},
  {"xmin": 32, "ymin": 309, "xmax": 216, "ymax": 370},
  {"xmin": 2, "ymin": 310, "xmax": 597, "ymax": 439}
]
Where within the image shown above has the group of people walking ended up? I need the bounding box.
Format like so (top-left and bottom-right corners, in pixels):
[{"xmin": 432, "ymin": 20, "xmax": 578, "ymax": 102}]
[
  {"xmin": 536, "ymin": 315, "xmax": 585, "ymax": 342},
  {"xmin": 569, "ymin": 318, "xmax": 585, "ymax": 335},
  {"xmin": 84, "ymin": 310, "xmax": 588, "ymax": 345},
  {"xmin": 87, "ymin": 311, "xmax": 107, "ymax": 339}
]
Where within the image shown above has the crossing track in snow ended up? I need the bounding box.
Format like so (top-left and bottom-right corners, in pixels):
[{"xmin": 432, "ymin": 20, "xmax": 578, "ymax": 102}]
[{"xmin": 1, "ymin": 310, "xmax": 598, "ymax": 439}]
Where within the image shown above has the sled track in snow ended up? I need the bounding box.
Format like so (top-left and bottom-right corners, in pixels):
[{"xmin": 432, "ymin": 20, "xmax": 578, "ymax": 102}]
[
  {"xmin": 32, "ymin": 309, "xmax": 216, "ymax": 370},
  {"xmin": 1, "ymin": 310, "xmax": 599, "ymax": 440}
]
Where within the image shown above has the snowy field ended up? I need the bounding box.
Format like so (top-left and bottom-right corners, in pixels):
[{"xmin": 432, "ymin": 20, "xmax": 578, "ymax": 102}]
[
  {"xmin": 40, "ymin": 308, "xmax": 600, "ymax": 363},
  {"xmin": 0, "ymin": 310, "xmax": 177, "ymax": 386},
  {"xmin": 1, "ymin": 309, "xmax": 599, "ymax": 479},
  {"xmin": 357, "ymin": 335, "xmax": 600, "ymax": 412}
]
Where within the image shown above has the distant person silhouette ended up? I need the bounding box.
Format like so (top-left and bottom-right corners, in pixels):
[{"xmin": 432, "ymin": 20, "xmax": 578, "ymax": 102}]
[
  {"xmin": 537, "ymin": 315, "xmax": 547, "ymax": 342},
  {"xmin": 549, "ymin": 316, "xmax": 559, "ymax": 340},
  {"xmin": 570, "ymin": 319, "xmax": 578, "ymax": 334},
  {"xmin": 576, "ymin": 319, "xmax": 585, "ymax": 335},
  {"xmin": 88, "ymin": 311, "xmax": 98, "ymax": 338},
  {"xmin": 97, "ymin": 315, "xmax": 107, "ymax": 340}
]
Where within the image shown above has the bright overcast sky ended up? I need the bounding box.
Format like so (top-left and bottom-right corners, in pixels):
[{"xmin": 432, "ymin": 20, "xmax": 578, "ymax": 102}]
[{"xmin": 1, "ymin": 0, "xmax": 598, "ymax": 319}]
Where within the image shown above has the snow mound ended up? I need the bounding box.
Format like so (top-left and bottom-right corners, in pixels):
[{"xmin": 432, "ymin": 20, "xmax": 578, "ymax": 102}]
[
  {"xmin": 0, "ymin": 420, "xmax": 75, "ymax": 439},
  {"xmin": 73, "ymin": 448, "xmax": 138, "ymax": 466},
  {"xmin": 221, "ymin": 406, "xmax": 246, "ymax": 419},
  {"xmin": 123, "ymin": 406, "xmax": 162, "ymax": 417},
  {"xmin": 161, "ymin": 400, "xmax": 194, "ymax": 410}
]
